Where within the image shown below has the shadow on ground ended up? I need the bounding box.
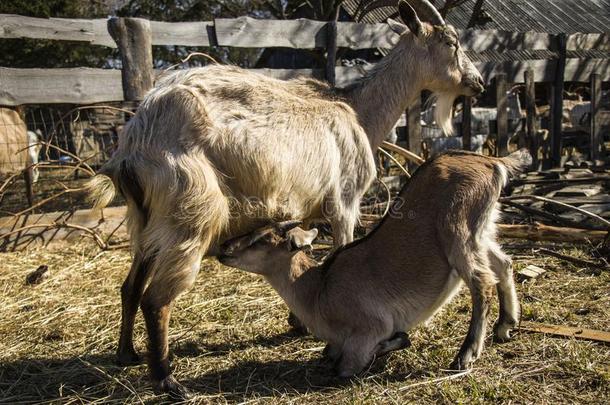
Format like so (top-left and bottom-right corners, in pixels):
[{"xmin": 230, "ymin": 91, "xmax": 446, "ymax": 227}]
[{"xmin": 0, "ymin": 331, "xmax": 420, "ymax": 403}]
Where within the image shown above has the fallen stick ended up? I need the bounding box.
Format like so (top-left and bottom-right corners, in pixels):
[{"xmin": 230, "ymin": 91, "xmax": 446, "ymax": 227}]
[
  {"xmin": 520, "ymin": 322, "xmax": 610, "ymax": 344},
  {"xmin": 498, "ymin": 223, "xmax": 607, "ymax": 243},
  {"xmin": 536, "ymin": 248, "xmax": 608, "ymax": 269}
]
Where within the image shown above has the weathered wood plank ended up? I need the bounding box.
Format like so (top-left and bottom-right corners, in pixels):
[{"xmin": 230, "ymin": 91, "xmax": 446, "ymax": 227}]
[
  {"xmin": 564, "ymin": 58, "xmax": 610, "ymax": 82},
  {"xmin": 0, "ymin": 67, "xmax": 123, "ymax": 106},
  {"xmin": 458, "ymin": 28, "xmax": 554, "ymax": 52},
  {"xmin": 566, "ymin": 32, "xmax": 610, "ymax": 51},
  {"xmin": 337, "ymin": 22, "xmax": 397, "ymax": 49},
  {"xmin": 215, "ymin": 17, "xmax": 328, "ymax": 49},
  {"xmin": 0, "ymin": 14, "xmax": 115, "ymax": 47},
  {"xmin": 497, "ymin": 223, "xmax": 607, "ymax": 243},
  {"xmin": 250, "ymin": 68, "xmax": 321, "ymax": 81},
  {"xmin": 521, "ymin": 322, "xmax": 610, "ymax": 344},
  {"xmin": 150, "ymin": 20, "xmax": 212, "ymax": 46},
  {"xmin": 0, "ymin": 206, "xmax": 127, "ymax": 251}
]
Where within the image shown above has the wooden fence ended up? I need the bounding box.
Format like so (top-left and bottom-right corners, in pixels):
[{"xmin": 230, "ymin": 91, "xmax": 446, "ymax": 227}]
[{"xmin": 1, "ymin": 13, "xmax": 609, "ymax": 165}]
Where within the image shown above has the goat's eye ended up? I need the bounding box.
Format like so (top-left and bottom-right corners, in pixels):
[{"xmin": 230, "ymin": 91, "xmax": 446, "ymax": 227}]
[{"xmin": 446, "ymin": 41, "xmax": 455, "ymax": 47}]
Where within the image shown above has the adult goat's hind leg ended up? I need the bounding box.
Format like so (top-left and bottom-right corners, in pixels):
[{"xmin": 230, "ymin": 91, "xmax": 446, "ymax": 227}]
[
  {"xmin": 488, "ymin": 241, "xmax": 520, "ymax": 342},
  {"xmin": 450, "ymin": 250, "xmax": 496, "ymax": 370},
  {"xmin": 141, "ymin": 243, "xmax": 203, "ymax": 400},
  {"xmin": 116, "ymin": 251, "xmax": 153, "ymax": 366}
]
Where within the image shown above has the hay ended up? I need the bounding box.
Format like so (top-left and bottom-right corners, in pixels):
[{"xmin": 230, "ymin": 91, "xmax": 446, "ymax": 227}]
[{"xmin": 0, "ymin": 240, "xmax": 608, "ymax": 403}]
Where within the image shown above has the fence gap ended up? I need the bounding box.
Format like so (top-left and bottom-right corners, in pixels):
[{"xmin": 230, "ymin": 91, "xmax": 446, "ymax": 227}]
[
  {"xmin": 590, "ymin": 73, "xmax": 602, "ymax": 162},
  {"xmin": 495, "ymin": 74, "xmax": 508, "ymax": 156}
]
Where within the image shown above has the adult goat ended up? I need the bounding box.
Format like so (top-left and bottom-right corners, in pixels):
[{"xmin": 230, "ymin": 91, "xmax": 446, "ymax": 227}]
[{"xmin": 88, "ymin": 0, "xmax": 484, "ymax": 397}]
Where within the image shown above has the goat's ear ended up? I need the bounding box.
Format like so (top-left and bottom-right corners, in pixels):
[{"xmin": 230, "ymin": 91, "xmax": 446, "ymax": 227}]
[
  {"xmin": 286, "ymin": 227, "xmax": 318, "ymax": 252},
  {"xmin": 387, "ymin": 18, "xmax": 408, "ymax": 36},
  {"xmin": 397, "ymin": 0, "xmax": 424, "ymax": 37}
]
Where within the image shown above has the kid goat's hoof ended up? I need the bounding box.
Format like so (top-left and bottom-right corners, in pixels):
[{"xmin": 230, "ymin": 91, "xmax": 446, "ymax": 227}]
[
  {"xmin": 449, "ymin": 354, "xmax": 474, "ymax": 371},
  {"xmin": 493, "ymin": 320, "xmax": 517, "ymax": 343},
  {"xmin": 154, "ymin": 376, "xmax": 192, "ymax": 401}
]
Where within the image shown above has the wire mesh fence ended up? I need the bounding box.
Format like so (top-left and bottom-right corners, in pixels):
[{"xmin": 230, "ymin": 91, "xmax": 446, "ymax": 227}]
[{"xmin": 0, "ymin": 103, "xmax": 130, "ymax": 217}]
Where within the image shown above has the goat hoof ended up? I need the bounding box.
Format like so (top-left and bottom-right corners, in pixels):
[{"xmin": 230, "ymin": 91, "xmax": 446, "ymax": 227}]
[
  {"xmin": 450, "ymin": 355, "xmax": 473, "ymax": 371},
  {"xmin": 493, "ymin": 321, "xmax": 516, "ymax": 343},
  {"xmin": 287, "ymin": 312, "xmax": 308, "ymax": 335},
  {"xmin": 154, "ymin": 376, "xmax": 192, "ymax": 401},
  {"xmin": 116, "ymin": 349, "xmax": 142, "ymax": 366}
]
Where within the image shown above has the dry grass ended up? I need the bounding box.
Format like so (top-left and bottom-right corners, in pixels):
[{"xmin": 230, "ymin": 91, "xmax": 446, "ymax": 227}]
[{"xmin": 0, "ymin": 240, "xmax": 609, "ymax": 404}]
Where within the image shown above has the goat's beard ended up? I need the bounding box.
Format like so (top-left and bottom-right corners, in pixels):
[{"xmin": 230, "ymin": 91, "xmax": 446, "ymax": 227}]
[{"xmin": 427, "ymin": 92, "xmax": 457, "ymax": 136}]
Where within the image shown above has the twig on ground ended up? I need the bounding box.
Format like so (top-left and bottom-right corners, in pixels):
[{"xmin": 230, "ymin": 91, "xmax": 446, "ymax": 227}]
[
  {"xmin": 535, "ymin": 248, "xmax": 608, "ymax": 269},
  {"xmin": 501, "ymin": 195, "xmax": 610, "ymax": 229}
]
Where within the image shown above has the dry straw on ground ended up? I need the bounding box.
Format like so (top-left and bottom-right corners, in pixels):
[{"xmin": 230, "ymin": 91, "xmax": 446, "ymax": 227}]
[{"xmin": 0, "ymin": 239, "xmax": 608, "ymax": 404}]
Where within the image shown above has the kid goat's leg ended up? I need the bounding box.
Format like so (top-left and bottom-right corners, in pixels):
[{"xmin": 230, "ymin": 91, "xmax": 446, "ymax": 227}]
[
  {"xmin": 117, "ymin": 251, "xmax": 154, "ymax": 365},
  {"xmin": 335, "ymin": 334, "xmax": 378, "ymax": 377},
  {"xmin": 488, "ymin": 240, "xmax": 520, "ymax": 341},
  {"xmin": 140, "ymin": 242, "xmax": 203, "ymax": 400},
  {"xmin": 450, "ymin": 250, "xmax": 496, "ymax": 370}
]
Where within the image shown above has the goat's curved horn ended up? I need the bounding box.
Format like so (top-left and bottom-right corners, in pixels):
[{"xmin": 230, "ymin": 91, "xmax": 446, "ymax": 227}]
[
  {"xmin": 405, "ymin": 0, "xmax": 445, "ymax": 25},
  {"xmin": 275, "ymin": 220, "xmax": 303, "ymax": 234}
]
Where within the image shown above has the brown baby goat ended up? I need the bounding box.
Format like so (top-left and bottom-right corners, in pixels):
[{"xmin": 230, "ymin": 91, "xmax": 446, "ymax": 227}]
[{"xmin": 219, "ymin": 150, "xmax": 531, "ymax": 376}]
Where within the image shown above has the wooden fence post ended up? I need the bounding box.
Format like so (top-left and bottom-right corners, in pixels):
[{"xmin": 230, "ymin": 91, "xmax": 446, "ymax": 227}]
[
  {"xmin": 590, "ymin": 73, "xmax": 602, "ymax": 162},
  {"xmin": 462, "ymin": 96, "xmax": 472, "ymax": 151},
  {"xmin": 550, "ymin": 33, "xmax": 567, "ymax": 167},
  {"xmin": 407, "ymin": 97, "xmax": 422, "ymax": 158},
  {"xmin": 108, "ymin": 17, "xmax": 154, "ymax": 102},
  {"xmin": 525, "ymin": 68, "xmax": 538, "ymax": 169},
  {"xmin": 495, "ymin": 73, "xmax": 508, "ymax": 156}
]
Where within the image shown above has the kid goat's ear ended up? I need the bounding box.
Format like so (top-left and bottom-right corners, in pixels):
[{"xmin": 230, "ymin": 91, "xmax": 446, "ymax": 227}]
[{"xmin": 286, "ymin": 227, "xmax": 319, "ymax": 251}]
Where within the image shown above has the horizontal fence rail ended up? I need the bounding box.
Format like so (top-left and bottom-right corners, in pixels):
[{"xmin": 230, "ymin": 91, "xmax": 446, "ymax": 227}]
[
  {"xmin": 2, "ymin": 13, "xmax": 609, "ymax": 51},
  {"xmin": 0, "ymin": 14, "xmax": 608, "ymax": 106},
  {"xmin": 1, "ymin": 60, "xmax": 608, "ymax": 105}
]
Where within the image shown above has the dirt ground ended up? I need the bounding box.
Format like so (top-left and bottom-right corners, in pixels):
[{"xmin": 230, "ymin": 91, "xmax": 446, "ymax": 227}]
[{"xmin": 0, "ymin": 239, "xmax": 608, "ymax": 404}]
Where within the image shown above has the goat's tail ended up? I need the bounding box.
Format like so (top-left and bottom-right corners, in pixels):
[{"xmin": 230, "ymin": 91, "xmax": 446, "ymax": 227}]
[
  {"xmin": 498, "ymin": 149, "xmax": 532, "ymax": 179},
  {"xmin": 86, "ymin": 163, "xmax": 119, "ymax": 210}
]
